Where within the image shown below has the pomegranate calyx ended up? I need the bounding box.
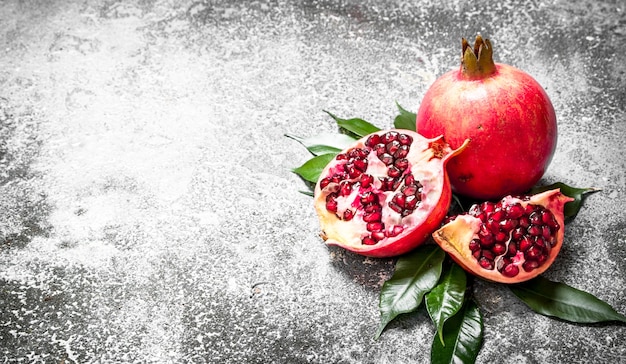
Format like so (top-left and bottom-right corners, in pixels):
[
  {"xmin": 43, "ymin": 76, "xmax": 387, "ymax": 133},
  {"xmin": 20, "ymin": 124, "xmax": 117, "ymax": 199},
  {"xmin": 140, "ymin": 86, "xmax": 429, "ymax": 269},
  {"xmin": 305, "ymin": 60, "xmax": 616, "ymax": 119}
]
[{"xmin": 461, "ymin": 35, "xmax": 497, "ymax": 79}]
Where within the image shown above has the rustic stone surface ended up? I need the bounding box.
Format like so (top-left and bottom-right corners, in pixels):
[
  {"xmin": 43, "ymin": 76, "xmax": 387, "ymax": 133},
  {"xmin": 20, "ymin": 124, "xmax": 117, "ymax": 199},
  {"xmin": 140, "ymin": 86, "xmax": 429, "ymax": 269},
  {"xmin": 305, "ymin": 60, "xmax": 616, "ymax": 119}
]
[{"xmin": 1, "ymin": 1, "xmax": 625, "ymax": 363}]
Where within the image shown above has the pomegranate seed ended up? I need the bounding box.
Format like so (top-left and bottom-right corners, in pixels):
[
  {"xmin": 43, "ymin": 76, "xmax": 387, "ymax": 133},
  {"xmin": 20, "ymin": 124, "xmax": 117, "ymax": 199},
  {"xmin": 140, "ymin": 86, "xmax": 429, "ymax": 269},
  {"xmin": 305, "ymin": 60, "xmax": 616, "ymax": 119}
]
[
  {"xmin": 512, "ymin": 227, "xmax": 525, "ymax": 241},
  {"xmin": 522, "ymin": 259, "xmax": 539, "ymax": 272},
  {"xmin": 481, "ymin": 201, "xmax": 495, "ymax": 215},
  {"xmin": 398, "ymin": 133, "xmax": 412, "ymax": 145},
  {"xmin": 375, "ymin": 143, "xmax": 386, "ymax": 156},
  {"xmin": 537, "ymin": 253, "xmax": 548, "ymax": 266},
  {"xmin": 360, "ymin": 174, "xmax": 373, "ymax": 188},
  {"xmin": 501, "ymin": 263, "xmax": 520, "ymax": 277},
  {"xmin": 360, "ymin": 191, "xmax": 377, "ymax": 205},
  {"xmin": 507, "ymin": 241, "xmax": 517, "ymax": 256},
  {"xmin": 394, "ymin": 158, "xmax": 409, "ymax": 171},
  {"xmin": 320, "ymin": 177, "xmax": 331, "ymax": 189},
  {"xmin": 367, "ymin": 222, "xmax": 383, "ymax": 232},
  {"xmin": 490, "ymin": 209, "xmax": 505, "ymax": 222},
  {"xmin": 388, "ymin": 166, "xmax": 402, "ymax": 178},
  {"xmin": 387, "ymin": 225, "xmax": 404, "ymax": 237},
  {"xmin": 519, "ymin": 236, "xmax": 532, "ymax": 252},
  {"xmin": 379, "ymin": 153, "xmax": 394, "ymax": 165},
  {"xmin": 403, "ymin": 174, "xmax": 415, "ymax": 185},
  {"xmin": 335, "ymin": 153, "xmax": 347, "ymax": 160},
  {"xmin": 492, "ymin": 243, "xmax": 506, "ymax": 255},
  {"xmin": 525, "ymin": 246, "xmax": 541, "ymax": 260},
  {"xmin": 388, "ymin": 201, "xmax": 403, "ymax": 214},
  {"xmin": 495, "ymin": 231, "xmax": 508, "ymax": 242},
  {"xmin": 392, "ymin": 194, "xmax": 406, "ymax": 207},
  {"xmin": 381, "ymin": 131, "xmax": 398, "ymax": 144},
  {"xmin": 518, "ymin": 216, "xmax": 531, "ymax": 228},
  {"xmin": 541, "ymin": 225, "xmax": 552, "ymax": 240},
  {"xmin": 524, "ymin": 204, "xmax": 535, "ymax": 215},
  {"xmin": 482, "ymin": 250, "xmax": 495, "ymax": 261},
  {"xmin": 394, "ymin": 145, "xmax": 410, "ymax": 159},
  {"xmin": 472, "ymin": 249, "xmax": 482, "ymax": 259},
  {"xmin": 499, "ymin": 218, "xmax": 518, "ymax": 232},
  {"xmin": 346, "ymin": 165, "xmax": 361, "ymax": 179},
  {"xmin": 365, "ymin": 134, "xmax": 381, "ymax": 147},
  {"xmin": 362, "ymin": 237, "xmax": 376, "ymax": 245},
  {"xmin": 487, "ymin": 219, "xmax": 500, "ymax": 234},
  {"xmin": 343, "ymin": 209, "xmax": 354, "ymax": 221},
  {"xmin": 478, "ymin": 257, "xmax": 494, "ymax": 270},
  {"xmin": 339, "ymin": 181, "xmax": 352, "ymax": 196},
  {"xmin": 529, "ymin": 211, "xmax": 542, "ymax": 225},
  {"xmin": 405, "ymin": 195, "xmax": 419, "ymax": 210},
  {"xmin": 371, "ymin": 231, "xmax": 386, "ymax": 241},
  {"xmin": 505, "ymin": 203, "xmax": 524, "ymax": 219},
  {"xmin": 527, "ymin": 225, "xmax": 542, "ymax": 236},
  {"xmin": 363, "ymin": 211, "xmax": 382, "ymax": 223},
  {"xmin": 533, "ymin": 236, "xmax": 546, "ymax": 249},
  {"xmin": 353, "ymin": 158, "xmax": 367, "ymax": 172},
  {"xmin": 469, "ymin": 239, "xmax": 481, "ymax": 252},
  {"xmin": 364, "ymin": 203, "xmax": 381, "ymax": 213},
  {"xmin": 326, "ymin": 194, "xmax": 338, "ymax": 212},
  {"xmin": 386, "ymin": 140, "xmax": 401, "ymax": 155}
]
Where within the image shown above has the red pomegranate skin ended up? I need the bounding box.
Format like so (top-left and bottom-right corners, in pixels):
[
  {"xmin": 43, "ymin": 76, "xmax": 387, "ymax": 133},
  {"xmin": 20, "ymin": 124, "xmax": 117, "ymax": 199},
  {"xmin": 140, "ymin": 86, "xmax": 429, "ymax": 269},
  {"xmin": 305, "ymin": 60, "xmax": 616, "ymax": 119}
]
[{"xmin": 416, "ymin": 62, "xmax": 557, "ymax": 200}]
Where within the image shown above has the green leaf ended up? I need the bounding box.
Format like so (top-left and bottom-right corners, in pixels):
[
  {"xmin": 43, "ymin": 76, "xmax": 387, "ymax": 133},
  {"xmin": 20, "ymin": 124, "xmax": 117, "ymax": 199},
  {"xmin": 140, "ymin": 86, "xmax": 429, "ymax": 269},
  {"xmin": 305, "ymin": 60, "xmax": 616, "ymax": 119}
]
[
  {"xmin": 375, "ymin": 245, "xmax": 445, "ymax": 339},
  {"xmin": 530, "ymin": 182, "xmax": 599, "ymax": 219},
  {"xmin": 291, "ymin": 153, "xmax": 336, "ymax": 183},
  {"xmin": 426, "ymin": 263, "xmax": 468, "ymax": 346},
  {"xmin": 285, "ymin": 133, "xmax": 356, "ymax": 156},
  {"xmin": 393, "ymin": 102, "xmax": 416, "ymax": 131},
  {"xmin": 431, "ymin": 299, "xmax": 483, "ymax": 364},
  {"xmin": 324, "ymin": 110, "xmax": 381, "ymax": 138},
  {"xmin": 509, "ymin": 276, "xmax": 626, "ymax": 323}
]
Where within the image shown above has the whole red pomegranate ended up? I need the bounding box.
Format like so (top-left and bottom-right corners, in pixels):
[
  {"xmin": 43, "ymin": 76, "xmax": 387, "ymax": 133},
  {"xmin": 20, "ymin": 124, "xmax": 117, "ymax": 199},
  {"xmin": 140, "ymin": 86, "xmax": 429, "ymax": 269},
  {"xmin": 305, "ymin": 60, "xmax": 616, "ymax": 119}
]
[
  {"xmin": 433, "ymin": 189, "xmax": 573, "ymax": 283},
  {"xmin": 416, "ymin": 36, "xmax": 557, "ymax": 200},
  {"xmin": 314, "ymin": 130, "xmax": 468, "ymax": 258}
]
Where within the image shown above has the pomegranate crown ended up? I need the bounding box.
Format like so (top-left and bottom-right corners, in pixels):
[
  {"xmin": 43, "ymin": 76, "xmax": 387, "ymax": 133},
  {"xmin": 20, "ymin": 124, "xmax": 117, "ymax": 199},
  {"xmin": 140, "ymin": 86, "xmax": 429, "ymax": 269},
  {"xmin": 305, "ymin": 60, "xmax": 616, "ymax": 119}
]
[{"xmin": 461, "ymin": 35, "xmax": 497, "ymax": 79}]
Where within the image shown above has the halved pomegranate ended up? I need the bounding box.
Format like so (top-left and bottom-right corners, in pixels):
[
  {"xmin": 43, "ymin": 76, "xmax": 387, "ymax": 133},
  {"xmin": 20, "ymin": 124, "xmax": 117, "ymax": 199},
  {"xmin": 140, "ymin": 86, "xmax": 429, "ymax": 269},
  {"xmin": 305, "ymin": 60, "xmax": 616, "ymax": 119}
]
[
  {"xmin": 432, "ymin": 189, "xmax": 574, "ymax": 283},
  {"xmin": 314, "ymin": 130, "xmax": 468, "ymax": 258}
]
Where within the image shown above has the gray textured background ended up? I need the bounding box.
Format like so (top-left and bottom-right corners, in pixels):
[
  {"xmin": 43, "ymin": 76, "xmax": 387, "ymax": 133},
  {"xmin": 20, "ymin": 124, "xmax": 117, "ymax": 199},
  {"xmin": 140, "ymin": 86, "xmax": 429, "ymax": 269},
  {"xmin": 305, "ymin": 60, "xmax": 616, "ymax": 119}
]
[{"xmin": 1, "ymin": 0, "xmax": 625, "ymax": 363}]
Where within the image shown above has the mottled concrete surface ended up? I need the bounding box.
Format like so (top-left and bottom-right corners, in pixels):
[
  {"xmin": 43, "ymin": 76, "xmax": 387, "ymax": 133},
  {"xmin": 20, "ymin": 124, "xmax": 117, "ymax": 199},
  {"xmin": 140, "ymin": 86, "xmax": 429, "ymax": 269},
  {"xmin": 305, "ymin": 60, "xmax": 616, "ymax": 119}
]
[{"xmin": 1, "ymin": 0, "xmax": 625, "ymax": 363}]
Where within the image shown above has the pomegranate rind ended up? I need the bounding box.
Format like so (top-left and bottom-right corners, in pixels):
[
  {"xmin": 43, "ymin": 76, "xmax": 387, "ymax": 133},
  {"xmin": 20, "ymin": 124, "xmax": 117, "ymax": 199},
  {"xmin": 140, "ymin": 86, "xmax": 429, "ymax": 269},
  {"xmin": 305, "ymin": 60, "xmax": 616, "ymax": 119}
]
[
  {"xmin": 432, "ymin": 189, "xmax": 574, "ymax": 283},
  {"xmin": 313, "ymin": 130, "xmax": 468, "ymax": 258}
]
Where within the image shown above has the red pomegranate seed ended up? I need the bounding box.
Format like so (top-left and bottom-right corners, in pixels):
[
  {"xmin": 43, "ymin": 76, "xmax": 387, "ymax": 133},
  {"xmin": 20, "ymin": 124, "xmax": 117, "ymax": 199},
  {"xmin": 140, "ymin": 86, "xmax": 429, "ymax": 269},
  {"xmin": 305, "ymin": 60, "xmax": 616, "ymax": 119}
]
[
  {"xmin": 394, "ymin": 158, "xmax": 409, "ymax": 171},
  {"xmin": 386, "ymin": 140, "xmax": 401, "ymax": 155},
  {"xmin": 492, "ymin": 243, "xmax": 506, "ymax": 255},
  {"xmin": 387, "ymin": 166, "xmax": 402, "ymax": 178},
  {"xmin": 366, "ymin": 134, "xmax": 381, "ymax": 147},
  {"xmin": 367, "ymin": 222, "xmax": 383, "ymax": 232},
  {"xmin": 398, "ymin": 133, "xmax": 412, "ymax": 145},
  {"xmin": 522, "ymin": 260, "xmax": 539, "ymax": 272},
  {"xmin": 381, "ymin": 131, "xmax": 398, "ymax": 144},
  {"xmin": 501, "ymin": 263, "xmax": 519, "ymax": 277},
  {"xmin": 360, "ymin": 174, "xmax": 373, "ymax": 188},
  {"xmin": 387, "ymin": 225, "xmax": 404, "ymax": 237},
  {"xmin": 363, "ymin": 211, "xmax": 382, "ymax": 223},
  {"xmin": 379, "ymin": 153, "xmax": 394, "ymax": 165},
  {"xmin": 362, "ymin": 237, "xmax": 376, "ymax": 245},
  {"xmin": 505, "ymin": 203, "xmax": 524, "ymax": 219},
  {"xmin": 478, "ymin": 257, "xmax": 494, "ymax": 270},
  {"xmin": 343, "ymin": 209, "xmax": 354, "ymax": 221},
  {"xmin": 469, "ymin": 239, "xmax": 481, "ymax": 252}
]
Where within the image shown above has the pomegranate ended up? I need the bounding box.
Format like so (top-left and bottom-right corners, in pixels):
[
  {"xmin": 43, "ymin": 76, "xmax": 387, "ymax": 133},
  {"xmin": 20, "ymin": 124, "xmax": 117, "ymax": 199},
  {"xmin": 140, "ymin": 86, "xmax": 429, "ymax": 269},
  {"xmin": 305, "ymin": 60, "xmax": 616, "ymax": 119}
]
[
  {"xmin": 432, "ymin": 189, "xmax": 573, "ymax": 283},
  {"xmin": 416, "ymin": 35, "xmax": 557, "ymax": 200},
  {"xmin": 314, "ymin": 130, "xmax": 468, "ymax": 258}
]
